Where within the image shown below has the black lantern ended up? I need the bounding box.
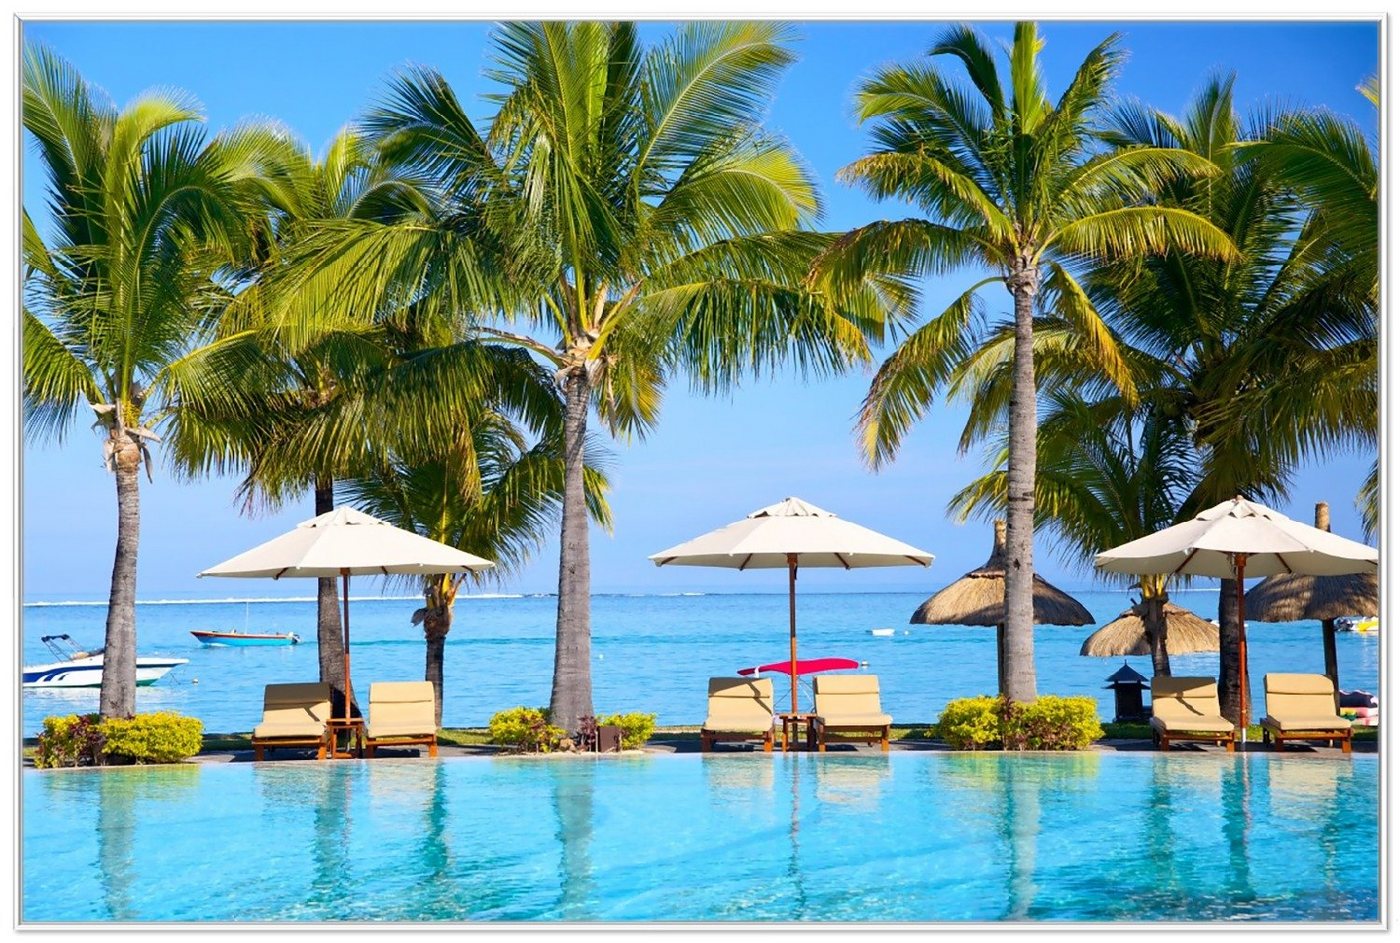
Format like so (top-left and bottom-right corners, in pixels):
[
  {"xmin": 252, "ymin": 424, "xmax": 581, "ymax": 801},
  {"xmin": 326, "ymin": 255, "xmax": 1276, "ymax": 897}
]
[{"xmin": 1104, "ymin": 663, "xmax": 1150, "ymax": 723}]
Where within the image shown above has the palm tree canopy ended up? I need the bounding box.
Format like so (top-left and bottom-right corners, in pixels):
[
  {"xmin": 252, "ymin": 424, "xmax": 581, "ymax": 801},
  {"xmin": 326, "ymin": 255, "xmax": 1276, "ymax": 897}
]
[
  {"xmin": 23, "ymin": 44, "xmax": 278, "ymax": 451},
  {"xmin": 808, "ymin": 22, "xmax": 1237, "ymax": 467},
  {"xmin": 263, "ymin": 21, "xmax": 901, "ymax": 436},
  {"xmin": 1089, "ymin": 75, "xmax": 1375, "ymax": 513}
]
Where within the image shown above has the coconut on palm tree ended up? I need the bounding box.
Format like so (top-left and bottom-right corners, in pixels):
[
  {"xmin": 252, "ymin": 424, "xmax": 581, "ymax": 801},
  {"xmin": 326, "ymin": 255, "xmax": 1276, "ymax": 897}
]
[
  {"xmin": 810, "ymin": 22, "xmax": 1236, "ymax": 702},
  {"xmin": 22, "ymin": 46, "xmax": 273, "ymax": 719},
  {"xmin": 266, "ymin": 22, "xmax": 900, "ymax": 733}
]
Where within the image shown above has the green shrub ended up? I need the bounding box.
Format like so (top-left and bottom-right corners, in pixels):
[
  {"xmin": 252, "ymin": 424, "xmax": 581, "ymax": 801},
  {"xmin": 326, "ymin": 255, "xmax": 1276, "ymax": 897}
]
[
  {"xmin": 934, "ymin": 696, "xmax": 1002, "ymax": 750},
  {"xmin": 598, "ymin": 712, "xmax": 656, "ymax": 750},
  {"xmin": 935, "ymin": 695, "xmax": 1103, "ymax": 751},
  {"xmin": 34, "ymin": 713, "xmax": 103, "ymax": 769},
  {"xmin": 1001, "ymin": 696, "xmax": 1103, "ymax": 751},
  {"xmin": 100, "ymin": 712, "xmax": 204, "ymax": 764},
  {"xmin": 488, "ymin": 707, "xmax": 564, "ymax": 754}
]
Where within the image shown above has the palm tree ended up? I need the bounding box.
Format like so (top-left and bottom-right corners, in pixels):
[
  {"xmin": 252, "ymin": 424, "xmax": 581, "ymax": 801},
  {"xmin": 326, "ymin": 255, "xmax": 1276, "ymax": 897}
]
[
  {"xmin": 165, "ymin": 128, "xmax": 433, "ymax": 717},
  {"xmin": 950, "ymin": 392, "xmax": 1200, "ymax": 675},
  {"xmin": 811, "ymin": 22, "xmax": 1235, "ymax": 702},
  {"xmin": 22, "ymin": 46, "xmax": 270, "ymax": 719},
  {"xmin": 340, "ymin": 410, "xmax": 611, "ymax": 726},
  {"xmin": 1078, "ymin": 76, "xmax": 1376, "ymax": 722},
  {"xmin": 1229, "ymin": 78, "xmax": 1379, "ymax": 536},
  {"xmin": 267, "ymin": 22, "xmax": 899, "ymax": 733}
]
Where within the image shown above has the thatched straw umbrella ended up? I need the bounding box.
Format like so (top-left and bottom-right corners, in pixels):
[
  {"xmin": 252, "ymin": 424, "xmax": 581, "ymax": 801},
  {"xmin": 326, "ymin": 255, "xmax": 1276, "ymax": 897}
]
[
  {"xmin": 1080, "ymin": 601, "xmax": 1220, "ymax": 659},
  {"xmin": 910, "ymin": 520, "xmax": 1094, "ymax": 694},
  {"xmin": 1244, "ymin": 501, "xmax": 1378, "ymax": 690}
]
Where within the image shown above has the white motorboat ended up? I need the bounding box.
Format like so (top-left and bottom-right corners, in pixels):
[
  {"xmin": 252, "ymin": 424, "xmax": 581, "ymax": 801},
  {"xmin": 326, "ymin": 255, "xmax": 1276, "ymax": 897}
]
[{"xmin": 23, "ymin": 634, "xmax": 188, "ymax": 689}]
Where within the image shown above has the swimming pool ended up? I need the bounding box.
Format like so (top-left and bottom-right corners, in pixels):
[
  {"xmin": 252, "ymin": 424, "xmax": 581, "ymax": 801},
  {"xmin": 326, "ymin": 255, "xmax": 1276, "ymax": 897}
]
[{"xmin": 22, "ymin": 753, "xmax": 1378, "ymax": 923}]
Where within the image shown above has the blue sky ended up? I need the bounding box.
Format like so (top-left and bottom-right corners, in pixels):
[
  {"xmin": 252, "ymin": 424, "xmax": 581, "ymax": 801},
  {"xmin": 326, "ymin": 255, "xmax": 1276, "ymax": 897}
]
[{"xmin": 20, "ymin": 19, "xmax": 1379, "ymax": 600}]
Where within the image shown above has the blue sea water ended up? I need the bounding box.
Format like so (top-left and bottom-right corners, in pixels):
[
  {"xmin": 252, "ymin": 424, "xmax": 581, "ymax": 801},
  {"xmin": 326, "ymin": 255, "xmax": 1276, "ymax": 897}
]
[
  {"xmin": 21, "ymin": 591, "xmax": 1379, "ymax": 736},
  {"xmin": 21, "ymin": 753, "xmax": 1379, "ymax": 922}
]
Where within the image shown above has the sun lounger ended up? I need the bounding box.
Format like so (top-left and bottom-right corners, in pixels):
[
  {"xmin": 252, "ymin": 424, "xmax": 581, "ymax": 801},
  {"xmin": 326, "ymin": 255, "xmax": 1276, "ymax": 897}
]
[
  {"xmin": 701, "ymin": 677, "xmax": 775, "ymax": 752},
  {"xmin": 251, "ymin": 682, "xmax": 332, "ymax": 761},
  {"xmin": 1261, "ymin": 673, "xmax": 1353, "ymax": 754},
  {"xmin": 811, "ymin": 674, "xmax": 892, "ymax": 752},
  {"xmin": 364, "ymin": 681, "xmax": 439, "ymax": 758},
  {"xmin": 1149, "ymin": 677, "xmax": 1236, "ymax": 752}
]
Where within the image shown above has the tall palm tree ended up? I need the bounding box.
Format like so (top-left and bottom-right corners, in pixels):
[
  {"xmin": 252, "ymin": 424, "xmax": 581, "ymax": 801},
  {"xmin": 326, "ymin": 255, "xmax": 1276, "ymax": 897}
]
[
  {"xmin": 267, "ymin": 22, "xmax": 899, "ymax": 733},
  {"xmin": 1080, "ymin": 76, "xmax": 1376, "ymax": 722},
  {"xmin": 341, "ymin": 410, "xmax": 611, "ymax": 726},
  {"xmin": 811, "ymin": 22, "xmax": 1235, "ymax": 702},
  {"xmin": 22, "ymin": 46, "xmax": 271, "ymax": 719},
  {"xmin": 166, "ymin": 128, "xmax": 434, "ymax": 717},
  {"xmin": 951, "ymin": 392, "xmax": 1201, "ymax": 675}
]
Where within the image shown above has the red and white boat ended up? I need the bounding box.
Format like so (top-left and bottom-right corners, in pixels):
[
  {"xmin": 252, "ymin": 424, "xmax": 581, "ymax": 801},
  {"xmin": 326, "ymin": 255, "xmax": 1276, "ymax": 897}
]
[{"xmin": 191, "ymin": 629, "xmax": 300, "ymax": 647}]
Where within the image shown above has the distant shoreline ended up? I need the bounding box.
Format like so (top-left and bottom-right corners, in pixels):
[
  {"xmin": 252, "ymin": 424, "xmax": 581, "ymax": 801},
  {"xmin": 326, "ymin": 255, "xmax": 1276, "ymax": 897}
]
[{"xmin": 21, "ymin": 587, "xmax": 1225, "ymax": 607}]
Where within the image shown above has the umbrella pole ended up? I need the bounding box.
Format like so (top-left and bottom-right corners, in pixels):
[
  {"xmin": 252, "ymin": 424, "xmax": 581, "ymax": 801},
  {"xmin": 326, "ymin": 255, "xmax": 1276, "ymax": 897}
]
[
  {"xmin": 341, "ymin": 568, "xmax": 352, "ymax": 723},
  {"xmin": 788, "ymin": 554, "xmax": 798, "ymax": 715},
  {"xmin": 1235, "ymin": 553, "xmax": 1248, "ymax": 738}
]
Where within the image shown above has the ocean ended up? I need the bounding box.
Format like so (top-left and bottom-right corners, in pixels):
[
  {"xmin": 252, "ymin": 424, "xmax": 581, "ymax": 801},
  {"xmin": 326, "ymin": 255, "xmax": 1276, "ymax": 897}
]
[{"xmin": 20, "ymin": 591, "xmax": 1379, "ymax": 737}]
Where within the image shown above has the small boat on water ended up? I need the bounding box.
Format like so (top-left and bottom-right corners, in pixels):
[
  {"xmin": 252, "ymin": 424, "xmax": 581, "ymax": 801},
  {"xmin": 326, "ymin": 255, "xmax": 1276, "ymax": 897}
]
[
  {"xmin": 23, "ymin": 635, "xmax": 188, "ymax": 689},
  {"xmin": 191, "ymin": 629, "xmax": 300, "ymax": 647},
  {"xmin": 1338, "ymin": 616, "xmax": 1379, "ymax": 634}
]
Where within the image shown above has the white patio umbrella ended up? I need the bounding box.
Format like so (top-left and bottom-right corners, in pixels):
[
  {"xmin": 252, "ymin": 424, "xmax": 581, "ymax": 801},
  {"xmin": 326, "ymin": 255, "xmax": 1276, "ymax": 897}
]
[
  {"xmin": 200, "ymin": 506, "xmax": 494, "ymax": 721},
  {"xmin": 648, "ymin": 497, "xmax": 934, "ymax": 714},
  {"xmin": 1094, "ymin": 496, "xmax": 1378, "ymax": 732}
]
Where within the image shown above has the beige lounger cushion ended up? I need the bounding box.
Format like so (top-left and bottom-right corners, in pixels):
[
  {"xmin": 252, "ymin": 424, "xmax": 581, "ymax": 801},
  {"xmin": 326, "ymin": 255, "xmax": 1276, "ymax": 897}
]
[
  {"xmin": 253, "ymin": 682, "xmax": 331, "ymax": 740},
  {"xmin": 703, "ymin": 677, "xmax": 774, "ymax": 733},
  {"xmin": 1150, "ymin": 714, "xmax": 1236, "ymax": 734},
  {"xmin": 1263, "ymin": 714, "xmax": 1353, "ymax": 732},
  {"xmin": 813, "ymin": 675, "xmax": 892, "ymax": 726},
  {"xmin": 367, "ymin": 681, "xmax": 437, "ymax": 740},
  {"xmin": 1150, "ymin": 677, "xmax": 1235, "ymax": 733},
  {"xmin": 1263, "ymin": 673, "xmax": 1351, "ymax": 734}
]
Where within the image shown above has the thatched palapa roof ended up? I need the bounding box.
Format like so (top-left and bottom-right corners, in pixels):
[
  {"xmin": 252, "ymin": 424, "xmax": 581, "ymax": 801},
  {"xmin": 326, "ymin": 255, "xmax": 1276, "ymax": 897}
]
[
  {"xmin": 1079, "ymin": 601, "xmax": 1220, "ymax": 657},
  {"xmin": 910, "ymin": 520, "xmax": 1094, "ymax": 627},
  {"xmin": 1245, "ymin": 502, "xmax": 1378, "ymax": 622}
]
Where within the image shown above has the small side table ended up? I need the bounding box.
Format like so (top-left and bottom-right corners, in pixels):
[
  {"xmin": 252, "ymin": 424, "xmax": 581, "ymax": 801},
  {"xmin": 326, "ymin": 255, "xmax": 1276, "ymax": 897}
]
[
  {"xmin": 778, "ymin": 712, "xmax": 816, "ymax": 752},
  {"xmin": 326, "ymin": 717, "xmax": 365, "ymax": 760}
]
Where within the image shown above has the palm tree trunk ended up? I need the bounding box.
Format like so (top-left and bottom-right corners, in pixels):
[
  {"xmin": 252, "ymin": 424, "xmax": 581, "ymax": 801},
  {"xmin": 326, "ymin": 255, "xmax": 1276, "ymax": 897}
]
[
  {"xmin": 98, "ymin": 433, "xmax": 141, "ymax": 720},
  {"xmin": 1217, "ymin": 578, "xmax": 1247, "ymax": 725},
  {"xmin": 1001, "ymin": 265, "xmax": 1039, "ymax": 703},
  {"xmin": 1143, "ymin": 594, "xmax": 1171, "ymax": 677},
  {"xmin": 995, "ymin": 623, "xmax": 1007, "ymax": 696},
  {"xmin": 1321, "ymin": 618, "xmax": 1340, "ymax": 691},
  {"xmin": 423, "ymin": 603, "xmax": 452, "ymax": 729},
  {"xmin": 549, "ymin": 367, "xmax": 594, "ymax": 734},
  {"xmin": 314, "ymin": 480, "xmax": 355, "ymax": 718}
]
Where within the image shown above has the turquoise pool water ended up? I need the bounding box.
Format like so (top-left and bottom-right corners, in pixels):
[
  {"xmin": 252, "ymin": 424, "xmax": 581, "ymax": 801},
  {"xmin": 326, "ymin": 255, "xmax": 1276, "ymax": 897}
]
[{"xmin": 22, "ymin": 753, "xmax": 1378, "ymax": 923}]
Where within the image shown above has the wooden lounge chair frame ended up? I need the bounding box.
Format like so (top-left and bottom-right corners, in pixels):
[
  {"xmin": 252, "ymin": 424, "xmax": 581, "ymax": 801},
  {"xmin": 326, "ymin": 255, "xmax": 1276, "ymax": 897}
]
[
  {"xmin": 364, "ymin": 681, "xmax": 439, "ymax": 758},
  {"xmin": 700, "ymin": 728, "xmax": 775, "ymax": 752},
  {"xmin": 1149, "ymin": 677, "xmax": 1237, "ymax": 753},
  {"xmin": 811, "ymin": 675, "xmax": 891, "ymax": 752},
  {"xmin": 251, "ymin": 682, "xmax": 332, "ymax": 761},
  {"xmin": 700, "ymin": 677, "xmax": 775, "ymax": 753},
  {"xmin": 1260, "ymin": 673, "xmax": 1354, "ymax": 755}
]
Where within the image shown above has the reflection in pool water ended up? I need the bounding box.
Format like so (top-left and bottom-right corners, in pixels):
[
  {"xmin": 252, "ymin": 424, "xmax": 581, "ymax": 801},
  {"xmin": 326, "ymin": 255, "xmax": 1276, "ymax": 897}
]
[{"xmin": 22, "ymin": 753, "xmax": 1377, "ymax": 923}]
